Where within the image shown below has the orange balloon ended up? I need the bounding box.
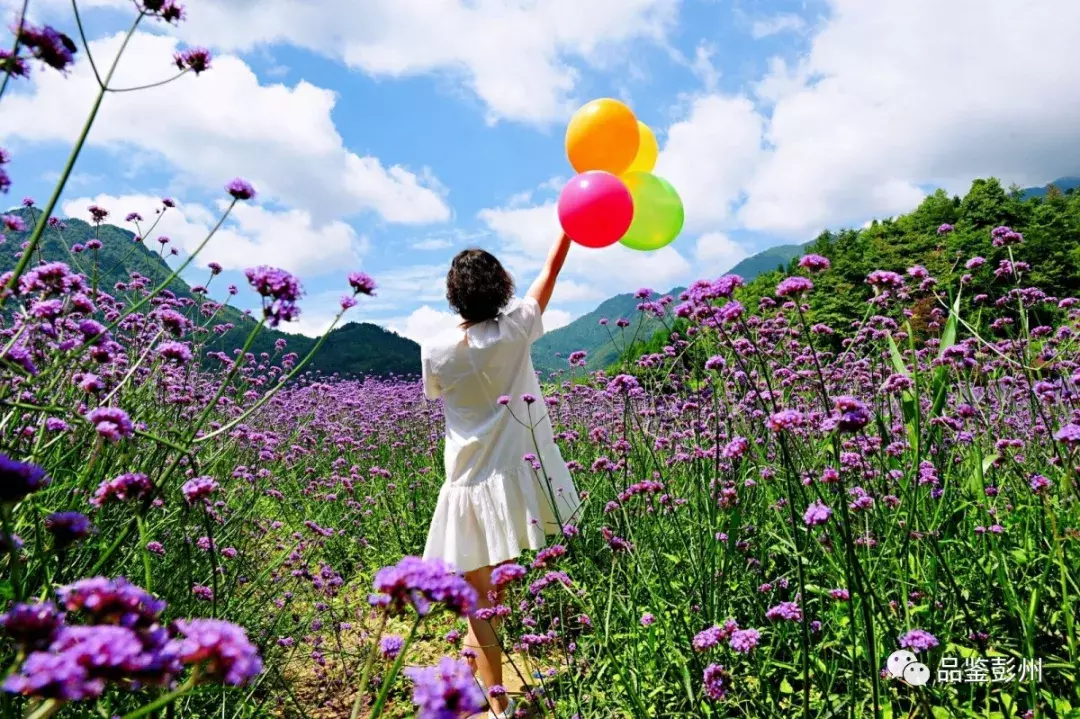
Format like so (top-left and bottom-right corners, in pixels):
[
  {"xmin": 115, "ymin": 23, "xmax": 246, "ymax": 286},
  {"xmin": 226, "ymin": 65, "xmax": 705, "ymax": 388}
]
[{"xmin": 565, "ymin": 98, "xmax": 640, "ymax": 175}]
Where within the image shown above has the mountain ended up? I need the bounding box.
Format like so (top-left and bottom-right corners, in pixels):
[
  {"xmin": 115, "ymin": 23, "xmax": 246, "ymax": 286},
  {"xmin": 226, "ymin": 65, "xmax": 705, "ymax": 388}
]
[
  {"xmin": 1019, "ymin": 176, "xmax": 1080, "ymax": 199},
  {"xmin": 0, "ymin": 208, "xmax": 420, "ymax": 378},
  {"xmin": 531, "ymin": 286, "xmax": 683, "ymax": 375}
]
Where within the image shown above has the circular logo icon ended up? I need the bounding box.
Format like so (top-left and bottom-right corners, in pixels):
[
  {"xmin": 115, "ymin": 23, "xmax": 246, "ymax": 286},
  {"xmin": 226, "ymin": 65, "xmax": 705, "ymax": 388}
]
[
  {"xmin": 887, "ymin": 650, "xmax": 917, "ymax": 679},
  {"xmin": 902, "ymin": 662, "xmax": 930, "ymax": 687}
]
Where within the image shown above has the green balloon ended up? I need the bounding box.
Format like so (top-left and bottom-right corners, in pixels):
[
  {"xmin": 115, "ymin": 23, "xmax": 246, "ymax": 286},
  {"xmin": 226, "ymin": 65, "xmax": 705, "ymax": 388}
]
[{"xmin": 619, "ymin": 171, "xmax": 684, "ymax": 251}]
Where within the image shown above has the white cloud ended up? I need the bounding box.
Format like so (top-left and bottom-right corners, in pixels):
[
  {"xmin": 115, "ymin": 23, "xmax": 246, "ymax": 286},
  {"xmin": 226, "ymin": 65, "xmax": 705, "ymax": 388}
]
[
  {"xmin": 74, "ymin": 0, "xmax": 681, "ymax": 125},
  {"xmin": 387, "ymin": 305, "xmax": 458, "ymax": 344},
  {"xmin": 0, "ymin": 32, "xmax": 450, "ymax": 226},
  {"xmin": 694, "ymin": 232, "xmax": 749, "ymax": 274},
  {"xmin": 737, "ymin": 0, "xmax": 1080, "ymax": 237},
  {"xmin": 544, "ymin": 308, "xmax": 573, "ymax": 331},
  {"xmin": 61, "ymin": 194, "xmax": 367, "ymax": 277},
  {"xmin": 654, "ymin": 94, "xmax": 765, "ymax": 232},
  {"xmin": 751, "ymin": 13, "xmax": 807, "ymax": 39}
]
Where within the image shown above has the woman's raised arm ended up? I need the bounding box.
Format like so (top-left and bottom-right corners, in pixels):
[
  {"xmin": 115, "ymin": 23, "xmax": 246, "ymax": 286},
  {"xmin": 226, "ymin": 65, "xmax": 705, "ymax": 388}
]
[{"xmin": 527, "ymin": 232, "xmax": 572, "ymax": 313}]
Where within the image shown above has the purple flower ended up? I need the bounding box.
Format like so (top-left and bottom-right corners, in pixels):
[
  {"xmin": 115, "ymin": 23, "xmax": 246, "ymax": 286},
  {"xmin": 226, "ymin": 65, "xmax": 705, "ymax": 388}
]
[
  {"xmin": 898, "ymin": 629, "xmax": 939, "ymax": 653},
  {"xmin": 803, "ymin": 500, "xmax": 832, "ymax": 527},
  {"xmin": 340, "ymin": 295, "xmax": 357, "ymax": 310},
  {"xmin": 937, "ymin": 223, "xmax": 954, "ymax": 235},
  {"xmin": 776, "ymin": 276, "xmax": 813, "ymax": 297},
  {"xmin": 829, "ymin": 588, "xmax": 850, "ymax": 601},
  {"xmin": 404, "ymin": 657, "xmax": 484, "ymax": 718},
  {"xmin": 704, "ymin": 355, "xmax": 725, "ymax": 371},
  {"xmin": 831, "ymin": 395, "xmax": 871, "ymax": 432},
  {"xmin": 1029, "ymin": 474, "xmax": 1052, "ymax": 494},
  {"xmin": 15, "ymin": 23, "xmax": 77, "ymax": 73},
  {"xmin": 729, "ymin": 628, "xmax": 760, "ymax": 654},
  {"xmin": 640, "ymin": 612, "xmax": 656, "ymax": 627},
  {"xmin": 246, "ymin": 266, "xmax": 302, "ymax": 327},
  {"xmin": 246, "ymin": 266, "xmax": 300, "ymax": 301},
  {"xmin": 174, "ymin": 48, "xmax": 212, "ymax": 75},
  {"xmin": 226, "ymin": 178, "xmax": 256, "ymax": 201},
  {"xmin": 157, "ymin": 341, "xmax": 193, "ymax": 364},
  {"xmin": 167, "ymin": 619, "xmax": 263, "ymax": 686},
  {"xmin": 965, "ymin": 256, "xmax": 986, "ymax": 270},
  {"xmin": 348, "ymin": 271, "xmax": 377, "ymax": 296},
  {"xmin": 58, "ymin": 577, "xmax": 166, "ymax": 628},
  {"xmin": 4, "ymin": 625, "xmax": 156, "ymax": 701},
  {"xmin": 0, "ymin": 454, "xmax": 51, "ymax": 503},
  {"xmin": 768, "ymin": 409, "xmax": 805, "ymax": 432},
  {"xmin": 0, "ymin": 602, "xmax": 65, "ymax": 651},
  {"xmin": 490, "ymin": 563, "xmax": 527, "ymax": 587},
  {"xmin": 693, "ymin": 625, "xmax": 727, "ymax": 652},
  {"xmin": 521, "ymin": 393, "xmax": 537, "ymax": 404},
  {"xmin": 0, "ymin": 51, "xmax": 29, "ymax": 82},
  {"xmin": 45, "ymin": 512, "xmax": 95, "ymax": 548},
  {"xmin": 370, "ymin": 556, "xmax": 477, "ymax": 617},
  {"xmin": 182, "ymin": 476, "xmax": 219, "ymax": 504},
  {"xmin": 1053, "ymin": 423, "xmax": 1080, "ymax": 445},
  {"xmin": 765, "ymin": 602, "xmax": 802, "ymax": 623},
  {"xmin": 91, "ymin": 473, "xmax": 153, "ymax": 507},
  {"xmin": 379, "ymin": 634, "xmax": 405, "ymax": 659},
  {"xmin": 798, "ymin": 254, "xmax": 831, "ymax": 272},
  {"xmin": 866, "ymin": 270, "xmax": 905, "ymax": 289},
  {"xmin": 1, "ymin": 214, "xmax": 26, "ymax": 232},
  {"xmin": 86, "ymin": 407, "xmax": 134, "ymax": 442},
  {"xmin": 702, "ymin": 663, "xmax": 729, "ymax": 701},
  {"xmin": 497, "ymin": 395, "xmax": 511, "ymax": 406}
]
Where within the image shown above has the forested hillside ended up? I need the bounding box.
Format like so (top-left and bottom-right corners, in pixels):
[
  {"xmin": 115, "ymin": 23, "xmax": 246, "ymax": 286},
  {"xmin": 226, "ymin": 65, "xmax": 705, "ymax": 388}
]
[
  {"xmin": 0, "ymin": 207, "xmax": 420, "ymax": 377},
  {"xmin": 620, "ymin": 177, "xmax": 1080, "ymax": 364}
]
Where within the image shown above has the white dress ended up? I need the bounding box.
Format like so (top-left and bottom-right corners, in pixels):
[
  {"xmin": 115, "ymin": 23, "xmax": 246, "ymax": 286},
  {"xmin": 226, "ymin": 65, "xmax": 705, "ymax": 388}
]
[{"xmin": 421, "ymin": 296, "xmax": 581, "ymax": 574}]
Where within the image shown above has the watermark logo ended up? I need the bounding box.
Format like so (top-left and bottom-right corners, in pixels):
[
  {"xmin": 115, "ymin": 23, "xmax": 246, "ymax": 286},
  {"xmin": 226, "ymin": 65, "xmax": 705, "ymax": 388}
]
[
  {"xmin": 887, "ymin": 650, "xmax": 930, "ymax": 687},
  {"xmin": 887, "ymin": 652, "xmax": 1043, "ymax": 688}
]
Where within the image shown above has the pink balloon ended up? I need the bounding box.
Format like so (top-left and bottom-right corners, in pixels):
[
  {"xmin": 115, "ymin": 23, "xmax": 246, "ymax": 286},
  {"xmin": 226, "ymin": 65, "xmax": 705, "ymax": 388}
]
[{"xmin": 557, "ymin": 171, "xmax": 634, "ymax": 249}]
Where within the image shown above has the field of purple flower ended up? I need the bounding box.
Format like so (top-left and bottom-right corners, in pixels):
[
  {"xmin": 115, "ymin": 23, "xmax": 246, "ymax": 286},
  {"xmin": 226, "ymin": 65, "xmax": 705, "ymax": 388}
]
[{"xmin": 3, "ymin": 3, "xmax": 1080, "ymax": 719}]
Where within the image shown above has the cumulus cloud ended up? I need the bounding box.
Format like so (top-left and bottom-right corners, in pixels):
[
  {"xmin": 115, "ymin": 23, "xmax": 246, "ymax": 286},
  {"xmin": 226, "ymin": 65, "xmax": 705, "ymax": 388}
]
[
  {"xmin": 654, "ymin": 94, "xmax": 765, "ymax": 232},
  {"xmin": 694, "ymin": 232, "xmax": 749, "ymax": 274},
  {"xmin": 387, "ymin": 305, "xmax": 458, "ymax": 344},
  {"xmin": 15, "ymin": 0, "xmax": 678, "ymax": 124},
  {"xmin": 737, "ymin": 0, "xmax": 1080, "ymax": 236},
  {"xmin": 0, "ymin": 32, "xmax": 450, "ymax": 226}
]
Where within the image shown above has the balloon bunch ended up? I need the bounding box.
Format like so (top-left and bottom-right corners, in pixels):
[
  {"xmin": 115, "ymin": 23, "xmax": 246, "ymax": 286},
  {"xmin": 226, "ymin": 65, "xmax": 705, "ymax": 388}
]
[{"xmin": 557, "ymin": 98, "xmax": 684, "ymax": 251}]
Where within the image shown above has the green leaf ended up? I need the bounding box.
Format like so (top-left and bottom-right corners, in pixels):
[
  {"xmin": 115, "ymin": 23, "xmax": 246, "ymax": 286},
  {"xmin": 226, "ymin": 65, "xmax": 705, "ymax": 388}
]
[{"xmin": 779, "ymin": 679, "xmax": 793, "ymax": 694}]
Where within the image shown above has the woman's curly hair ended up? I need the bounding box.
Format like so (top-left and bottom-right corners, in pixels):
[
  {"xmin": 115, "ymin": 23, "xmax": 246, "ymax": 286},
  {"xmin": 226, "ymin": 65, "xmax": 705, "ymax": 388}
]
[{"xmin": 446, "ymin": 249, "xmax": 515, "ymax": 325}]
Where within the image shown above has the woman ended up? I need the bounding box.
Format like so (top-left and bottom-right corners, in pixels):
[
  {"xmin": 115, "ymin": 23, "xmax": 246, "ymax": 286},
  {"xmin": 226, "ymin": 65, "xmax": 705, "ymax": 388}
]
[{"xmin": 421, "ymin": 233, "xmax": 581, "ymax": 718}]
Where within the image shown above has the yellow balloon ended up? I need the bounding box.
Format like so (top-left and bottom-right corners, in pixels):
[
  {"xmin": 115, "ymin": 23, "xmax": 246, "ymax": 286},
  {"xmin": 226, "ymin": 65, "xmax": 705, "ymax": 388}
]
[
  {"xmin": 565, "ymin": 98, "xmax": 640, "ymax": 175},
  {"xmin": 624, "ymin": 122, "xmax": 658, "ymax": 175}
]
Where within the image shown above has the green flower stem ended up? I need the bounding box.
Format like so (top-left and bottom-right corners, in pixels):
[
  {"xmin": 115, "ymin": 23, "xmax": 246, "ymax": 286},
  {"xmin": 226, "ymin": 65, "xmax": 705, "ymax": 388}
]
[
  {"xmin": 0, "ymin": 0, "xmax": 29, "ymax": 102},
  {"xmin": 121, "ymin": 669, "xmax": 199, "ymax": 719},
  {"xmin": 368, "ymin": 615, "xmax": 423, "ymax": 719},
  {"xmin": 24, "ymin": 698, "xmax": 63, "ymax": 719},
  {"xmin": 1, "ymin": 504, "xmax": 24, "ymax": 601},
  {"xmin": 0, "ymin": 10, "xmax": 145, "ymax": 307},
  {"xmin": 350, "ymin": 610, "xmax": 389, "ymax": 719},
  {"xmin": 194, "ymin": 305, "xmax": 351, "ymax": 444}
]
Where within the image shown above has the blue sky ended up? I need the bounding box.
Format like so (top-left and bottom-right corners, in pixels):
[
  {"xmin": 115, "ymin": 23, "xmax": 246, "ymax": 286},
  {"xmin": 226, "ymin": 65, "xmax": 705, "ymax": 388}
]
[{"xmin": 3, "ymin": 0, "xmax": 1079, "ymax": 342}]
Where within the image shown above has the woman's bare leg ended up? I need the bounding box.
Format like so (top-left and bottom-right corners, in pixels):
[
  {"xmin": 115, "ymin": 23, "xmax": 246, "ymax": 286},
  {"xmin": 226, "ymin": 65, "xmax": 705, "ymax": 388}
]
[{"xmin": 464, "ymin": 565, "xmax": 508, "ymax": 715}]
